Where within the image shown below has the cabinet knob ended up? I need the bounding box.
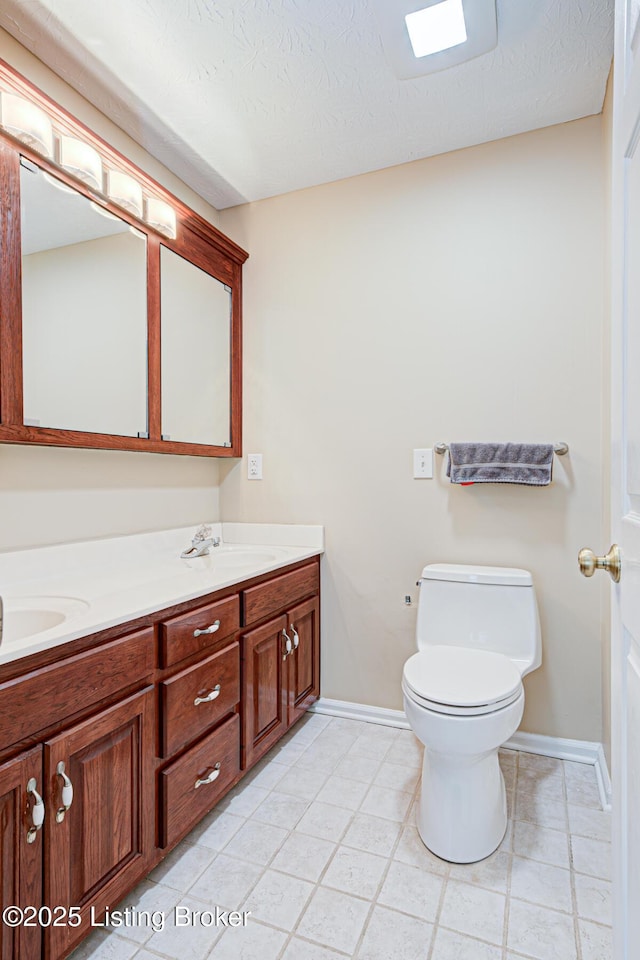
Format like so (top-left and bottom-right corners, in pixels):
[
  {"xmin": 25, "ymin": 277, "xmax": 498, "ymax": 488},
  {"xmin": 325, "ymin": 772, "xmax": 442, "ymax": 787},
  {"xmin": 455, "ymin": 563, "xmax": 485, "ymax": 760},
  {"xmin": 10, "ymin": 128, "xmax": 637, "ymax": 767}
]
[
  {"xmin": 282, "ymin": 629, "xmax": 293, "ymax": 660},
  {"xmin": 193, "ymin": 620, "xmax": 221, "ymax": 638},
  {"xmin": 195, "ymin": 762, "xmax": 221, "ymax": 789},
  {"xmin": 194, "ymin": 684, "xmax": 221, "ymax": 706},
  {"xmin": 26, "ymin": 777, "xmax": 45, "ymax": 843},
  {"xmin": 55, "ymin": 761, "xmax": 74, "ymax": 823},
  {"xmin": 290, "ymin": 625, "xmax": 299, "ymax": 649}
]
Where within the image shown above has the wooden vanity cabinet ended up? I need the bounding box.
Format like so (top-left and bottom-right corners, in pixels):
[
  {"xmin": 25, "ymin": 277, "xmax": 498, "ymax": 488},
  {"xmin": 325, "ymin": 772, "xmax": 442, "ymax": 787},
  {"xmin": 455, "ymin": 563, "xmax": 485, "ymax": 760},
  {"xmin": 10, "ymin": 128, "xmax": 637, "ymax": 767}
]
[
  {"xmin": 44, "ymin": 687, "xmax": 155, "ymax": 960},
  {"xmin": 0, "ymin": 746, "xmax": 42, "ymax": 960},
  {"xmin": 286, "ymin": 596, "xmax": 321, "ymax": 727},
  {"xmin": 160, "ymin": 713, "xmax": 241, "ymax": 848},
  {"xmin": 0, "ymin": 629, "xmax": 156, "ymax": 960},
  {"xmin": 160, "ymin": 641, "xmax": 240, "ymax": 757},
  {"xmin": 241, "ymin": 615, "xmax": 289, "ymax": 768},
  {"xmin": 157, "ymin": 599, "xmax": 244, "ymax": 850},
  {"xmin": 241, "ymin": 562, "xmax": 320, "ymax": 768},
  {"xmin": 0, "ymin": 556, "xmax": 320, "ymax": 959}
]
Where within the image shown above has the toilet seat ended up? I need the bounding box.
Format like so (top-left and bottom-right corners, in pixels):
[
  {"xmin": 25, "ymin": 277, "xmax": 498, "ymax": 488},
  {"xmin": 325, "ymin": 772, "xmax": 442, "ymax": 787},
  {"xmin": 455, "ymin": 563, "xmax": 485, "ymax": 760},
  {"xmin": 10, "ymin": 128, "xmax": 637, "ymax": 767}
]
[{"xmin": 403, "ymin": 646, "xmax": 523, "ymax": 717}]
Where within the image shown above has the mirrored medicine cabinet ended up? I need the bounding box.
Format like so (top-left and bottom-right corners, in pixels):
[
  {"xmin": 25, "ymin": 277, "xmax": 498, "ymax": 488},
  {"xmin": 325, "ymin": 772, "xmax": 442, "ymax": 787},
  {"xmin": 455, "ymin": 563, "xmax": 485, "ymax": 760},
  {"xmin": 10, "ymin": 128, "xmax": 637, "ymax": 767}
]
[{"xmin": 0, "ymin": 59, "xmax": 247, "ymax": 457}]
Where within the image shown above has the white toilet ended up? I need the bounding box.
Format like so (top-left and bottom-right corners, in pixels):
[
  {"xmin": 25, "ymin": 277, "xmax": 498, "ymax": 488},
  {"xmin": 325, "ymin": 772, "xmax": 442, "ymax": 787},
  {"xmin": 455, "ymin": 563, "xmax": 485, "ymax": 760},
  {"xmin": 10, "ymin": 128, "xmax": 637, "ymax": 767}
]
[{"xmin": 402, "ymin": 563, "xmax": 541, "ymax": 864}]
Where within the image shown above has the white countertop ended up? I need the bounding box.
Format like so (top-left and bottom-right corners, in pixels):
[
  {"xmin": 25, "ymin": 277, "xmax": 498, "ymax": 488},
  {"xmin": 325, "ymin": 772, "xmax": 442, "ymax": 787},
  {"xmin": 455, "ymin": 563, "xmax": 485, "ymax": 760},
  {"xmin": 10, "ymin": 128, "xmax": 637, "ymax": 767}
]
[{"xmin": 0, "ymin": 522, "xmax": 324, "ymax": 667}]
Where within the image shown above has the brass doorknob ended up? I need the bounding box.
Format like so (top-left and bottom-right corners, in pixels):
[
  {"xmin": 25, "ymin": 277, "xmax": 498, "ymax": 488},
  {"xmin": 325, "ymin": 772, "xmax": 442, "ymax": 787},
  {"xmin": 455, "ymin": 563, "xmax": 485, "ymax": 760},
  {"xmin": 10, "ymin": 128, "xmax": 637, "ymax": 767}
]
[{"xmin": 578, "ymin": 544, "xmax": 621, "ymax": 583}]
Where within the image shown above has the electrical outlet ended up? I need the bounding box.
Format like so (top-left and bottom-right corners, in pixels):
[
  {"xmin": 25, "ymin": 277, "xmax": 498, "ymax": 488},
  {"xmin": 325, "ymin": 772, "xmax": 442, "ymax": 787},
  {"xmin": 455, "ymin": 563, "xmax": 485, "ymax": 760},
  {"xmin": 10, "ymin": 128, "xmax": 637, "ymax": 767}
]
[
  {"xmin": 413, "ymin": 448, "xmax": 433, "ymax": 479},
  {"xmin": 247, "ymin": 453, "xmax": 263, "ymax": 480}
]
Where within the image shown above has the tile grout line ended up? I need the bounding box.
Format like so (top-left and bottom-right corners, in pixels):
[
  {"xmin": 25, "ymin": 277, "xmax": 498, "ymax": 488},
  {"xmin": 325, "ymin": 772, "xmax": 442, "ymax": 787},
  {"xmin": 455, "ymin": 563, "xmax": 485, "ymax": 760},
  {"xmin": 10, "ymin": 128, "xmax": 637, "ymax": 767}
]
[
  {"xmin": 350, "ymin": 732, "xmax": 426, "ymax": 960},
  {"xmin": 221, "ymin": 717, "xmax": 355, "ymax": 960},
  {"xmin": 425, "ymin": 873, "xmax": 449, "ymax": 960},
  {"xmin": 244, "ymin": 716, "xmax": 393, "ymax": 959},
  {"xmin": 275, "ymin": 726, "xmax": 405, "ymax": 958}
]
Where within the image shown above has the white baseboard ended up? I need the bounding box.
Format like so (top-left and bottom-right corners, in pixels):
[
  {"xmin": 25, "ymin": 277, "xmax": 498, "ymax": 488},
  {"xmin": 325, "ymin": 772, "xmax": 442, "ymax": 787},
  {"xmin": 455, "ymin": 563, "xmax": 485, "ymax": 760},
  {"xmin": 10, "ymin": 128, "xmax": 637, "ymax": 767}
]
[
  {"xmin": 595, "ymin": 744, "xmax": 613, "ymax": 812},
  {"xmin": 503, "ymin": 730, "xmax": 601, "ymax": 764},
  {"xmin": 503, "ymin": 730, "xmax": 612, "ymax": 812},
  {"xmin": 311, "ymin": 697, "xmax": 410, "ymax": 729},
  {"xmin": 310, "ymin": 697, "xmax": 612, "ymax": 811}
]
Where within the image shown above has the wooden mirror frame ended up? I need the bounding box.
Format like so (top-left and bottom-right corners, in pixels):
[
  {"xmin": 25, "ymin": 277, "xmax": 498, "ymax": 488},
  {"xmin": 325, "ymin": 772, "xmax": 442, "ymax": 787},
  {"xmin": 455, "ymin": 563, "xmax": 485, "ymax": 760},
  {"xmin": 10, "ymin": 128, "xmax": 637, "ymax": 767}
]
[{"xmin": 0, "ymin": 59, "xmax": 247, "ymax": 457}]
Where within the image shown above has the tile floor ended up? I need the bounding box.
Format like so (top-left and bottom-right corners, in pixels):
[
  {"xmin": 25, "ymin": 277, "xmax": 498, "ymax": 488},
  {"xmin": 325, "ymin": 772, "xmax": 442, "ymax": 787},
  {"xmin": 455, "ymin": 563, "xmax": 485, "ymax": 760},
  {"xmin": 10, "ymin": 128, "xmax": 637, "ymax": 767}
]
[{"xmin": 71, "ymin": 714, "xmax": 612, "ymax": 960}]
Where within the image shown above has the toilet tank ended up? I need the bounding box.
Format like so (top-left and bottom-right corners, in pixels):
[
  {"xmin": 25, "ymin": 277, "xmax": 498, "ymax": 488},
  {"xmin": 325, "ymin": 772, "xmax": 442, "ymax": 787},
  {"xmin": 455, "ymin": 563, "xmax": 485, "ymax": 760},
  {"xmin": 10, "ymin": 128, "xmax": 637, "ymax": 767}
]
[{"xmin": 416, "ymin": 564, "xmax": 541, "ymax": 676}]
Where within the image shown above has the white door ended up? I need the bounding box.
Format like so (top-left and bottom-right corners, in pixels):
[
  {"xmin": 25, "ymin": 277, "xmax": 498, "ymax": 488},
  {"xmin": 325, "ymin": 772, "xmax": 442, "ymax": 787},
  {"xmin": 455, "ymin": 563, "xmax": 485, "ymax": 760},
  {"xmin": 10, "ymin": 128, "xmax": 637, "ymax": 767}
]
[{"xmin": 610, "ymin": 2, "xmax": 640, "ymax": 956}]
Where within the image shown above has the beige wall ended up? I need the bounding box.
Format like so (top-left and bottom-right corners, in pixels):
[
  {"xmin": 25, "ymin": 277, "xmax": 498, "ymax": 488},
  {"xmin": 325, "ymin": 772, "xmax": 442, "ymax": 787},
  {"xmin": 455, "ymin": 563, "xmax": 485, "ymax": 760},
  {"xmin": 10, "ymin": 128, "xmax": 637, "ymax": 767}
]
[
  {"xmin": 220, "ymin": 117, "xmax": 608, "ymax": 742},
  {"xmin": 0, "ymin": 30, "xmax": 222, "ymax": 551}
]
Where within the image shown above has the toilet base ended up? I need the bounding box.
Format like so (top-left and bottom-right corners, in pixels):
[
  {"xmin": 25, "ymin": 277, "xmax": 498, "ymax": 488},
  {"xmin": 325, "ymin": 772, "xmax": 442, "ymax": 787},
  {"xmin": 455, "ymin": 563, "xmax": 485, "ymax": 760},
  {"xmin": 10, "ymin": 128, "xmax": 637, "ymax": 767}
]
[{"xmin": 416, "ymin": 747, "xmax": 507, "ymax": 863}]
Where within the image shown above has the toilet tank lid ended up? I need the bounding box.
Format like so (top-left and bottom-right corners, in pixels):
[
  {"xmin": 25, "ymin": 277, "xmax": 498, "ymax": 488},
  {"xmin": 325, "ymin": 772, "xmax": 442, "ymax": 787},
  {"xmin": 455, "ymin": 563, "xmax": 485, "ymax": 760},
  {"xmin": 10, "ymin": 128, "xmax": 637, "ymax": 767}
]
[{"xmin": 421, "ymin": 564, "xmax": 533, "ymax": 586}]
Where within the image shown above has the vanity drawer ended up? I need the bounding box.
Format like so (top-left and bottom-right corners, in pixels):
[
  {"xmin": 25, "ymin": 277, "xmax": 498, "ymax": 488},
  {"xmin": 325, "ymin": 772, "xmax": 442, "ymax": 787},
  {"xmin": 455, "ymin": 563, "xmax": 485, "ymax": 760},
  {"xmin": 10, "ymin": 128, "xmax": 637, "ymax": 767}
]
[
  {"xmin": 0, "ymin": 628, "xmax": 154, "ymax": 749},
  {"xmin": 161, "ymin": 641, "xmax": 240, "ymax": 757},
  {"xmin": 160, "ymin": 594, "xmax": 240, "ymax": 667},
  {"xmin": 242, "ymin": 562, "xmax": 319, "ymax": 626},
  {"xmin": 160, "ymin": 713, "xmax": 240, "ymax": 847}
]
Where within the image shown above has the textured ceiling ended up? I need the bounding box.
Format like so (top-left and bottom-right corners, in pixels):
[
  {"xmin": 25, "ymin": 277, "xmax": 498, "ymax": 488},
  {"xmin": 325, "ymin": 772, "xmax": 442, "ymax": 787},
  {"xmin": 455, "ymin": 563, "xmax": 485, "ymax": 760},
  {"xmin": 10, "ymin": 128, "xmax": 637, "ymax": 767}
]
[{"xmin": 0, "ymin": 0, "xmax": 614, "ymax": 210}]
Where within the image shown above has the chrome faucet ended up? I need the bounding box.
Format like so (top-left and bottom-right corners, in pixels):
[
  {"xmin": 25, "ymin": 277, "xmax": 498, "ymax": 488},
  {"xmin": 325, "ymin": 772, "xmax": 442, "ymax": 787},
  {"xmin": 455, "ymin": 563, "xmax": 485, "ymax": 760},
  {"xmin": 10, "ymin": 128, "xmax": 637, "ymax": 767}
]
[{"xmin": 180, "ymin": 525, "xmax": 221, "ymax": 559}]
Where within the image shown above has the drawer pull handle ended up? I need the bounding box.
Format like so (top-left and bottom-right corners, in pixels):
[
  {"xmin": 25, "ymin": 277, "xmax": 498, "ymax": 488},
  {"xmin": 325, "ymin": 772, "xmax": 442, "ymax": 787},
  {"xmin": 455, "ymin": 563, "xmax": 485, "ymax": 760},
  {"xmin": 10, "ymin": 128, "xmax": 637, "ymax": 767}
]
[
  {"xmin": 282, "ymin": 629, "xmax": 293, "ymax": 660},
  {"xmin": 193, "ymin": 620, "xmax": 221, "ymax": 638},
  {"xmin": 26, "ymin": 777, "xmax": 45, "ymax": 843},
  {"xmin": 195, "ymin": 762, "xmax": 221, "ymax": 789},
  {"xmin": 290, "ymin": 625, "xmax": 299, "ymax": 649},
  {"xmin": 194, "ymin": 684, "xmax": 221, "ymax": 706},
  {"xmin": 55, "ymin": 761, "xmax": 74, "ymax": 823}
]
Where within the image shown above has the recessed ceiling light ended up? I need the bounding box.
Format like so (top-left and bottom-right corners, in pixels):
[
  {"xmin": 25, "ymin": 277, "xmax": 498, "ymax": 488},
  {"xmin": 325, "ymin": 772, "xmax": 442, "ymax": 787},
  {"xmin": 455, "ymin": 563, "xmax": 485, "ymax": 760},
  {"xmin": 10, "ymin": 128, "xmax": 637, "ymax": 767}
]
[
  {"xmin": 405, "ymin": 0, "xmax": 467, "ymax": 59},
  {"xmin": 372, "ymin": 0, "xmax": 496, "ymax": 80}
]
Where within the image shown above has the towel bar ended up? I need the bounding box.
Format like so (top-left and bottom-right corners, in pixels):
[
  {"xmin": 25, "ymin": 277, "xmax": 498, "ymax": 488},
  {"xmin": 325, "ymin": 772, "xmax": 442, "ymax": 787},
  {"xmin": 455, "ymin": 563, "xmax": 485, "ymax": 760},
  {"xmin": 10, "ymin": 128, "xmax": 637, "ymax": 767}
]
[{"xmin": 434, "ymin": 442, "xmax": 569, "ymax": 456}]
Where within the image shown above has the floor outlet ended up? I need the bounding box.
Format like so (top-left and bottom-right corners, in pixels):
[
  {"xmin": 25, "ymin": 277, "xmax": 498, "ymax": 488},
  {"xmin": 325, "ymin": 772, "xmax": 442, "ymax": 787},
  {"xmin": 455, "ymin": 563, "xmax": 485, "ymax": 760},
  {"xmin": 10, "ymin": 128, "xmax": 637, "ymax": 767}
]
[{"xmin": 247, "ymin": 453, "xmax": 263, "ymax": 480}]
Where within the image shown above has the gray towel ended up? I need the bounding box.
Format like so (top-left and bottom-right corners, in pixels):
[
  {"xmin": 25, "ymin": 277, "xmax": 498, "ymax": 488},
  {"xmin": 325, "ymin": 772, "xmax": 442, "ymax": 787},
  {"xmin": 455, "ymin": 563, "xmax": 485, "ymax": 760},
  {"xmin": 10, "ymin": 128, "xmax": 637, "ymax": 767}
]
[{"xmin": 446, "ymin": 442, "xmax": 554, "ymax": 485}]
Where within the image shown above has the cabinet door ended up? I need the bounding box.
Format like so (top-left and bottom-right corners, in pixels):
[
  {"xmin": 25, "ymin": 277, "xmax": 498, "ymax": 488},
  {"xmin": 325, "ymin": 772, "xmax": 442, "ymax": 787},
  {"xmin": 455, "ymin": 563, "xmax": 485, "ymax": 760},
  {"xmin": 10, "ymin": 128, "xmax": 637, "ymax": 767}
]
[
  {"xmin": 0, "ymin": 747, "xmax": 42, "ymax": 960},
  {"xmin": 241, "ymin": 616, "xmax": 288, "ymax": 769},
  {"xmin": 286, "ymin": 596, "xmax": 320, "ymax": 727},
  {"xmin": 44, "ymin": 687, "xmax": 154, "ymax": 960}
]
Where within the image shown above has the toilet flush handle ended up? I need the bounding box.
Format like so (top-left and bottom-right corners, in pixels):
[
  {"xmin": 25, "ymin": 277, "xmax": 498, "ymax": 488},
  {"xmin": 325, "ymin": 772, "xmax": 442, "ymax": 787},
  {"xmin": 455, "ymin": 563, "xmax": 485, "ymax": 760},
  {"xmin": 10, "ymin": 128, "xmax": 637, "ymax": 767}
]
[{"xmin": 578, "ymin": 544, "xmax": 621, "ymax": 583}]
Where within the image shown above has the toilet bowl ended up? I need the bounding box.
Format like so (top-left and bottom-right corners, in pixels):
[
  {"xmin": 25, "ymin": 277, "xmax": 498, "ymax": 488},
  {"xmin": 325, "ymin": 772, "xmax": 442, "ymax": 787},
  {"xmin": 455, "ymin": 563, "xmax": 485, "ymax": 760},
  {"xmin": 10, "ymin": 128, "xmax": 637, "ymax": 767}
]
[{"xmin": 403, "ymin": 564, "xmax": 541, "ymax": 863}]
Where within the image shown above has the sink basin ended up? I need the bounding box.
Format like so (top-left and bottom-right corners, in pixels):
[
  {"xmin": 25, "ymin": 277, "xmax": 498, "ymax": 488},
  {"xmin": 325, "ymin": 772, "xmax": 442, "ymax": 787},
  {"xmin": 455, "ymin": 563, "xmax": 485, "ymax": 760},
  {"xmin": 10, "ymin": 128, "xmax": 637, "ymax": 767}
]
[
  {"xmin": 180, "ymin": 546, "xmax": 286, "ymax": 572},
  {"xmin": 214, "ymin": 549, "xmax": 282, "ymax": 568},
  {"xmin": 2, "ymin": 596, "xmax": 90, "ymax": 646}
]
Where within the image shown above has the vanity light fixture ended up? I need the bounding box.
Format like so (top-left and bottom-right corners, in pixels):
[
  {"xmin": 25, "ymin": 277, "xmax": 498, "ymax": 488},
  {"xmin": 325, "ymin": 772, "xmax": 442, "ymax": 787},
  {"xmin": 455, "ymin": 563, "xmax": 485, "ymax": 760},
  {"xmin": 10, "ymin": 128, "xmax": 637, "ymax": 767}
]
[
  {"xmin": 144, "ymin": 196, "xmax": 177, "ymax": 239},
  {"xmin": 405, "ymin": 0, "xmax": 467, "ymax": 58},
  {"xmin": 0, "ymin": 80, "xmax": 178, "ymax": 240},
  {"xmin": 57, "ymin": 135, "xmax": 103, "ymax": 192},
  {"xmin": 0, "ymin": 90, "xmax": 54, "ymax": 158},
  {"xmin": 106, "ymin": 169, "xmax": 143, "ymax": 218}
]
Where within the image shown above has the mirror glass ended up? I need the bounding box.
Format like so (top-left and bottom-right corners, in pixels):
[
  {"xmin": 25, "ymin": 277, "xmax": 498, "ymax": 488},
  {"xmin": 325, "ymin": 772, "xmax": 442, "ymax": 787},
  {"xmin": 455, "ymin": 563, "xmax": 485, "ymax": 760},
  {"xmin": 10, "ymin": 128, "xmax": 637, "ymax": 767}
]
[
  {"xmin": 20, "ymin": 161, "xmax": 148, "ymax": 436},
  {"xmin": 160, "ymin": 246, "xmax": 231, "ymax": 446}
]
